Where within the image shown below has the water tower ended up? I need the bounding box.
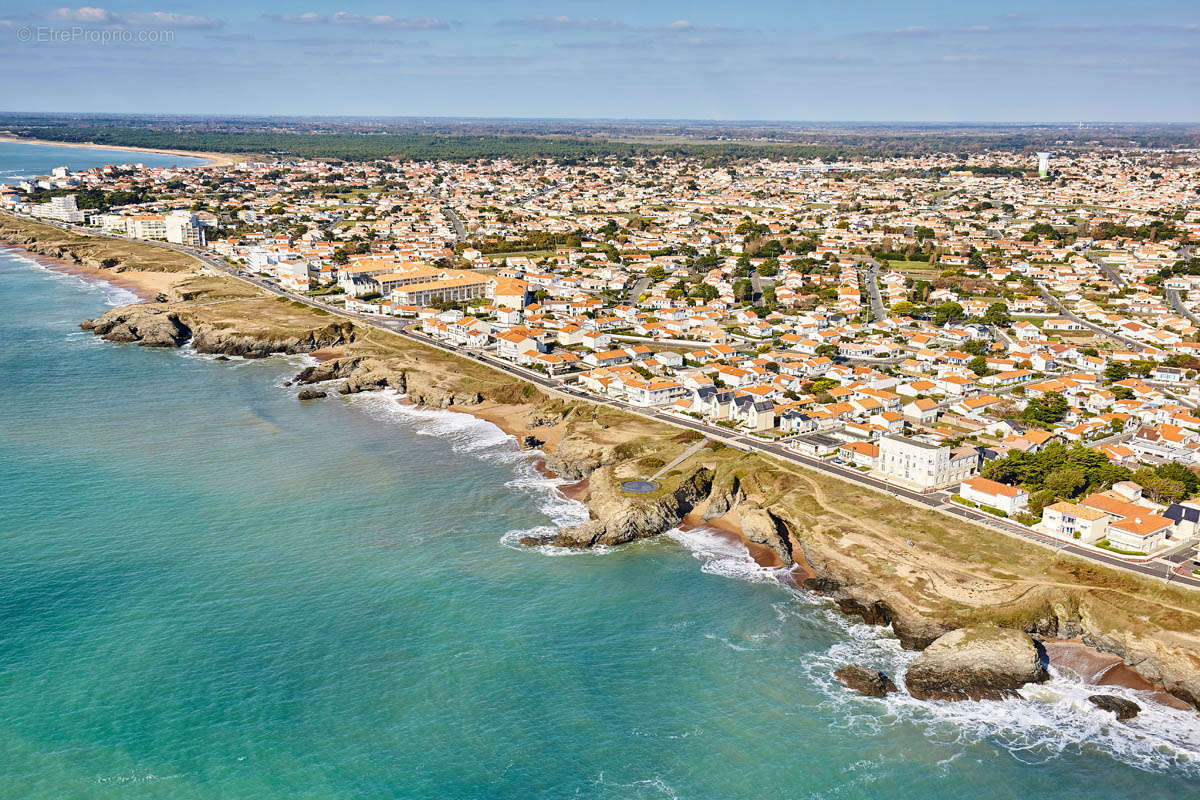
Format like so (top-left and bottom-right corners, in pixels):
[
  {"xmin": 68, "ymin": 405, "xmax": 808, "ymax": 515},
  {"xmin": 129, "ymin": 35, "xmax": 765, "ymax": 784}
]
[{"xmin": 1036, "ymin": 152, "xmax": 1051, "ymax": 177}]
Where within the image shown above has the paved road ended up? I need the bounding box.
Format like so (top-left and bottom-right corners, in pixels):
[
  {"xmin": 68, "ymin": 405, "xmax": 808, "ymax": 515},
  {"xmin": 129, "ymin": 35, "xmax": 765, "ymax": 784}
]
[
  {"xmin": 1085, "ymin": 252, "xmax": 1125, "ymax": 288},
  {"xmin": 1166, "ymin": 286, "xmax": 1200, "ymax": 329},
  {"xmin": 858, "ymin": 257, "xmax": 887, "ymax": 322},
  {"xmin": 750, "ymin": 269, "xmax": 764, "ymax": 304},
  {"xmin": 626, "ymin": 277, "xmax": 651, "ymax": 304},
  {"xmin": 1036, "ymin": 283, "xmax": 1146, "ymax": 352},
  {"xmin": 442, "ymin": 206, "xmax": 466, "ymax": 242},
  {"xmin": 20, "ymin": 212, "xmax": 1199, "ymax": 589}
]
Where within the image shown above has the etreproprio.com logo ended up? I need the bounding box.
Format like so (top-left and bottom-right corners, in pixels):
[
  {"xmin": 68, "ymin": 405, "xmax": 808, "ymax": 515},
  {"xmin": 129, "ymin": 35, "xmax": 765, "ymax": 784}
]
[{"xmin": 16, "ymin": 25, "xmax": 176, "ymax": 44}]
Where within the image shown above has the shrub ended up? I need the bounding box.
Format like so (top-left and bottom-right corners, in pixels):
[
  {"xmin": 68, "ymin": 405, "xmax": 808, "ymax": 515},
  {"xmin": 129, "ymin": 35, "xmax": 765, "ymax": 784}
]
[{"xmin": 979, "ymin": 504, "xmax": 1008, "ymax": 518}]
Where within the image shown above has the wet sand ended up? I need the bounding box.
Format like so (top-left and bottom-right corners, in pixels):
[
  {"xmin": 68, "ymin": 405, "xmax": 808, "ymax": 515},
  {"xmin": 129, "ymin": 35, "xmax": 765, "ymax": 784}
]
[
  {"xmin": 1044, "ymin": 640, "xmax": 1193, "ymax": 710},
  {"xmin": 309, "ymin": 348, "xmax": 346, "ymax": 363}
]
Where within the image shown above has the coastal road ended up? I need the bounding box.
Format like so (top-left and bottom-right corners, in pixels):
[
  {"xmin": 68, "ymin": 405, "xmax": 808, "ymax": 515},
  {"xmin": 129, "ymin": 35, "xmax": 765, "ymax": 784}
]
[
  {"xmin": 21, "ymin": 211, "xmax": 1198, "ymax": 589},
  {"xmin": 1036, "ymin": 283, "xmax": 1146, "ymax": 352}
]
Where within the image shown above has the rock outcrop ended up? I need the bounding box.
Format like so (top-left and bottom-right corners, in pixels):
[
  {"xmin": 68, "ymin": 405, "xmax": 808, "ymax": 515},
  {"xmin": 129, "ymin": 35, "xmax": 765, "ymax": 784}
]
[
  {"xmin": 1088, "ymin": 694, "xmax": 1141, "ymax": 721},
  {"xmin": 833, "ymin": 664, "xmax": 898, "ymax": 698},
  {"xmin": 542, "ymin": 436, "xmax": 615, "ymax": 481},
  {"xmin": 81, "ymin": 306, "xmax": 191, "ymax": 348},
  {"xmin": 297, "ymin": 389, "xmax": 327, "ymax": 401},
  {"xmin": 293, "ymin": 356, "xmax": 366, "ymax": 384},
  {"xmin": 523, "ymin": 466, "xmax": 713, "ymax": 548},
  {"xmin": 738, "ymin": 505, "xmax": 794, "ymax": 566},
  {"xmin": 190, "ymin": 321, "xmax": 354, "ymax": 358},
  {"xmin": 904, "ymin": 627, "xmax": 1049, "ymax": 701},
  {"xmin": 82, "ymin": 301, "xmax": 355, "ymax": 359},
  {"xmin": 699, "ymin": 474, "xmax": 742, "ymax": 521}
]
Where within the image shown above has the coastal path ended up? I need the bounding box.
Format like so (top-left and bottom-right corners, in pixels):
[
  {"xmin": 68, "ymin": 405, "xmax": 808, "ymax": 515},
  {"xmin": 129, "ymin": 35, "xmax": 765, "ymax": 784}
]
[{"xmin": 647, "ymin": 436, "xmax": 711, "ymax": 482}]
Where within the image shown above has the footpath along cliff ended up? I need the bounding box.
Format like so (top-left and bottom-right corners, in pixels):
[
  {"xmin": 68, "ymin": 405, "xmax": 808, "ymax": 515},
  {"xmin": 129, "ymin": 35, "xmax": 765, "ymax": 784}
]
[{"xmin": 21, "ymin": 216, "xmax": 1198, "ymax": 714}]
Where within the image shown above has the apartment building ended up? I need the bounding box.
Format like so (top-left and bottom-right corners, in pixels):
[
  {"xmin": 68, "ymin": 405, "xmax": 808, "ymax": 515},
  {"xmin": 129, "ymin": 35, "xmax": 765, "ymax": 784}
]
[{"xmin": 876, "ymin": 435, "xmax": 978, "ymax": 490}]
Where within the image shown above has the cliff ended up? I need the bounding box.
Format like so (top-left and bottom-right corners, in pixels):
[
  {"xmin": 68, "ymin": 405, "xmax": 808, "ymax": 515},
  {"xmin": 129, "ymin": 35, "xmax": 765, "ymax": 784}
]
[{"xmin": 81, "ymin": 302, "xmax": 356, "ymax": 358}]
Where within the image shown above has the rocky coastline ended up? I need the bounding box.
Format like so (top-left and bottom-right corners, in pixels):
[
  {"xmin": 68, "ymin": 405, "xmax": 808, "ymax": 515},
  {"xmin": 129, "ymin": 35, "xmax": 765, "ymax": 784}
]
[
  {"xmin": 282, "ymin": 351, "xmax": 1200, "ymax": 713},
  {"xmin": 14, "ymin": 219, "xmax": 1194, "ymax": 717}
]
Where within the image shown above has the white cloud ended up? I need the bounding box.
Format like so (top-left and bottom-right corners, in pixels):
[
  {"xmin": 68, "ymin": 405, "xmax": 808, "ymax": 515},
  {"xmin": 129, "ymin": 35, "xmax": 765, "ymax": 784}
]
[
  {"xmin": 497, "ymin": 16, "xmax": 733, "ymax": 34},
  {"xmin": 269, "ymin": 12, "xmax": 460, "ymax": 30},
  {"xmin": 47, "ymin": 6, "xmax": 222, "ymax": 28}
]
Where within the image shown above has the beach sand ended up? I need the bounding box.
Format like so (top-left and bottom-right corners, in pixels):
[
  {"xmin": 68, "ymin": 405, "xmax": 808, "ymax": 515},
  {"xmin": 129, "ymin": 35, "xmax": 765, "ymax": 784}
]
[
  {"xmin": 7, "ymin": 248, "xmax": 187, "ymax": 301},
  {"xmin": 1044, "ymin": 639, "xmax": 1193, "ymax": 710},
  {"xmin": 470, "ymin": 400, "xmax": 567, "ymax": 453}
]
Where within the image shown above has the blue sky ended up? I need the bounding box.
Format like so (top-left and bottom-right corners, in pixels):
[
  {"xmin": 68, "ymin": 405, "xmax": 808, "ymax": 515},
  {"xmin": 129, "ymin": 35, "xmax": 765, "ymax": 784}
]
[{"xmin": 1, "ymin": 1, "xmax": 1197, "ymax": 121}]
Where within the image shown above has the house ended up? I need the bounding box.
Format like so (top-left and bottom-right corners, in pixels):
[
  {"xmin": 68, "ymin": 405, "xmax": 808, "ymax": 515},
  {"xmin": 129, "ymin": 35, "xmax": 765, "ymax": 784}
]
[
  {"xmin": 1108, "ymin": 514, "xmax": 1172, "ymax": 554},
  {"xmin": 1039, "ymin": 501, "xmax": 1110, "ymax": 544},
  {"xmin": 730, "ymin": 395, "xmax": 776, "ymax": 432},
  {"xmin": 902, "ymin": 398, "xmax": 939, "ymax": 425},
  {"xmin": 875, "ymin": 435, "xmax": 978, "ymax": 491},
  {"xmin": 958, "ymin": 477, "xmax": 1028, "ymax": 515},
  {"xmin": 1080, "ymin": 491, "xmax": 1173, "ymax": 553},
  {"xmin": 839, "ymin": 441, "xmax": 879, "ymax": 468}
]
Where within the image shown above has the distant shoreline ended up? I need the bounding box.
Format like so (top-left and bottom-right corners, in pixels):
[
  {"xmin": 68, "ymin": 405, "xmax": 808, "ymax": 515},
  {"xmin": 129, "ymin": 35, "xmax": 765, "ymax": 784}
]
[{"xmin": 0, "ymin": 135, "xmax": 237, "ymax": 167}]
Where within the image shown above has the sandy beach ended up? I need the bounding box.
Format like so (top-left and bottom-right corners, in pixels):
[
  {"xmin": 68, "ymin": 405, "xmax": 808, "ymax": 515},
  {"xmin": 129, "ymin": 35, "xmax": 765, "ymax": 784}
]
[
  {"xmin": 2, "ymin": 246, "xmax": 186, "ymax": 301},
  {"xmin": 0, "ymin": 135, "xmax": 238, "ymax": 167}
]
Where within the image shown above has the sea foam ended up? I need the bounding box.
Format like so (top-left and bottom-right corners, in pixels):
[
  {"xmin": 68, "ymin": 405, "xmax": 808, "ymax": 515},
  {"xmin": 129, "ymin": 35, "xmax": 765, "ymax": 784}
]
[
  {"xmin": 342, "ymin": 390, "xmax": 594, "ymax": 552},
  {"xmin": 5, "ymin": 247, "xmax": 139, "ymax": 307}
]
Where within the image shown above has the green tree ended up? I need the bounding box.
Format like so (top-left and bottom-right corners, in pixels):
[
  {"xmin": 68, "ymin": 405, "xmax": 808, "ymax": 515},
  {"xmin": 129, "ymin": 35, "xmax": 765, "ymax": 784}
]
[
  {"xmin": 1154, "ymin": 462, "xmax": 1200, "ymax": 497},
  {"xmin": 1044, "ymin": 468, "xmax": 1087, "ymax": 498},
  {"xmin": 733, "ymin": 279, "xmax": 753, "ymax": 303},
  {"xmin": 934, "ymin": 301, "xmax": 964, "ymax": 326},
  {"xmin": 1104, "ymin": 363, "xmax": 1129, "ymax": 383},
  {"xmin": 757, "ymin": 257, "xmax": 779, "ymax": 277},
  {"xmin": 968, "ymin": 355, "xmax": 990, "ymax": 376},
  {"xmin": 1021, "ymin": 392, "xmax": 1069, "ymax": 426},
  {"xmin": 981, "ymin": 302, "xmax": 1011, "ymax": 327}
]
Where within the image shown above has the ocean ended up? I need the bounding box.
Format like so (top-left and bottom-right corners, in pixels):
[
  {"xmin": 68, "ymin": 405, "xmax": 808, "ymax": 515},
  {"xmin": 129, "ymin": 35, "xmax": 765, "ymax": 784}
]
[{"xmin": 1, "ymin": 141, "xmax": 1198, "ymax": 798}]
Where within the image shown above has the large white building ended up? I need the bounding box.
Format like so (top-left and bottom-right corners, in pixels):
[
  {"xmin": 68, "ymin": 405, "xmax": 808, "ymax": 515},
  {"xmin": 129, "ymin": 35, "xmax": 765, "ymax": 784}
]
[
  {"xmin": 165, "ymin": 211, "xmax": 206, "ymax": 247},
  {"xmin": 33, "ymin": 194, "xmax": 84, "ymax": 223},
  {"xmin": 128, "ymin": 214, "xmax": 167, "ymax": 240},
  {"xmin": 876, "ymin": 435, "xmax": 978, "ymax": 491}
]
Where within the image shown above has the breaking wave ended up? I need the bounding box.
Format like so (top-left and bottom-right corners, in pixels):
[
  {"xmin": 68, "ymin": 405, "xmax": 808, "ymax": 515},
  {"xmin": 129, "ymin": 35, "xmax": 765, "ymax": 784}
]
[
  {"xmin": 342, "ymin": 390, "xmax": 594, "ymax": 552},
  {"xmin": 4, "ymin": 246, "xmax": 139, "ymax": 307}
]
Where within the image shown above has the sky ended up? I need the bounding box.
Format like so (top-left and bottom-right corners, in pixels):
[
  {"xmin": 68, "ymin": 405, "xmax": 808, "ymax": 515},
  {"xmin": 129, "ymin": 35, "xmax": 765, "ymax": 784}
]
[{"xmin": 1, "ymin": 1, "xmax": 1197, "ymax": 121}]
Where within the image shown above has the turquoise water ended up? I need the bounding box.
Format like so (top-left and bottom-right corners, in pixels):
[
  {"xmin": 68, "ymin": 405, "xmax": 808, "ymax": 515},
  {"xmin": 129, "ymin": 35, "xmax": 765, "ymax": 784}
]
[{"xmin": 2, "ymin": 143, "xmax": 1200, "ymax": 798}]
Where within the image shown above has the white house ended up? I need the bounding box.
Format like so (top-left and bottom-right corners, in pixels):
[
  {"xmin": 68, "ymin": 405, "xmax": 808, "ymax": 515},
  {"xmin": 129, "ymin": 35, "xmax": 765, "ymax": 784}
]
[{"xmin": 958, "ymin": 476, "xmax": 1028, "ymax": 515}]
